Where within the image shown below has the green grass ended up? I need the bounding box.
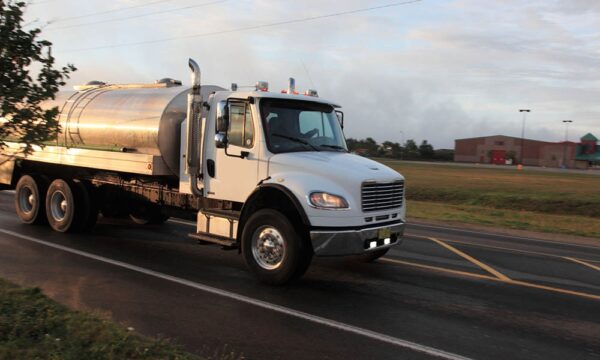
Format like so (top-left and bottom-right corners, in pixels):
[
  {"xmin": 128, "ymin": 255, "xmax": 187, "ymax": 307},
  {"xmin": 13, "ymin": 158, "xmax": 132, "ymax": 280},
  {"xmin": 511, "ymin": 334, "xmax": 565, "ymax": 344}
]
[
  {"xmin": 0, "ymin": 279, "xmax": 197, "ymax": 360},
  {"xmin": 376, "ymin": 160, "xmax": 600, "ymax": 238},
  {"xmin": 408, "ymin": 201, "xmax": 600, "ymax": 238}
]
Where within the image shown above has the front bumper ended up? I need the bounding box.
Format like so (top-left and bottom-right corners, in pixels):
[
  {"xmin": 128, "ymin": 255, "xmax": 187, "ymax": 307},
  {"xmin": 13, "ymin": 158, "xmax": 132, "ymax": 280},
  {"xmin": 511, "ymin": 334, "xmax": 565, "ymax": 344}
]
[{"xmin": 310, "ymin": 222, "xmax": 405, "ymax": 256}]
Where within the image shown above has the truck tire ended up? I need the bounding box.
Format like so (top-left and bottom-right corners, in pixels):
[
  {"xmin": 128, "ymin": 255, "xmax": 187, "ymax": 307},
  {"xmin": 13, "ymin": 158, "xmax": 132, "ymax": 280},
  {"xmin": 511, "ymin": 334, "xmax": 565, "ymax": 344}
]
[
  {"xmin": 74, "ymin": 181, "xmax": 99, "ymax": 231},
  {"xmin": 242, "ymin": 209, "xmax": 312, "ymax": 285},
  {"xmin": 45, "ymin": 179, "xmax": 85, "ymax": 233},
  {"xmin": 361, "ymin": 248, "xmax": 390, "ymax": 262},
  {"xmin": 15, "ymin": 175, "xmax": 47, "ymax": 225},
  {"xmin": 129, "ymin": 204, "xmax": 169, "ymax": 225}
]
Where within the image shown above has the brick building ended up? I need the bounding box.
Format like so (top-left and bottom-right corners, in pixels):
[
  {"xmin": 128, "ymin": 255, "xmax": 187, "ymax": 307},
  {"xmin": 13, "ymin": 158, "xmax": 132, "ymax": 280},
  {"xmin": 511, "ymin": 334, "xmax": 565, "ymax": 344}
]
[{"xmin": 454, "ymin": 134, "xmax": 580, "ymax": 168}]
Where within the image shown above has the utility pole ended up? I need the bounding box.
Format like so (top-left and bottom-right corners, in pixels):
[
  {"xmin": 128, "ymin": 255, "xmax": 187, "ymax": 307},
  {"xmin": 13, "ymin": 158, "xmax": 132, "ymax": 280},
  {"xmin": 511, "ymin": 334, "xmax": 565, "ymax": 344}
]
[
  {"xmin": 562, "ymin": 120, "xmax": 573, "ymax": 168},
  {"xmin": 519, "ymin": 109, "xmax": 531, "ymax": 166}
]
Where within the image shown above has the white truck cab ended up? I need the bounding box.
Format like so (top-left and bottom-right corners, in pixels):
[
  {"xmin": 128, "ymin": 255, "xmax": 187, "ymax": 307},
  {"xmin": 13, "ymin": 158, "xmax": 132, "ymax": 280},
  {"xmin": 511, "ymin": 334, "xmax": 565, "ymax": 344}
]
[{"xmin": 0, "ymin": 59, "xmax": 405, "ymax": 284}]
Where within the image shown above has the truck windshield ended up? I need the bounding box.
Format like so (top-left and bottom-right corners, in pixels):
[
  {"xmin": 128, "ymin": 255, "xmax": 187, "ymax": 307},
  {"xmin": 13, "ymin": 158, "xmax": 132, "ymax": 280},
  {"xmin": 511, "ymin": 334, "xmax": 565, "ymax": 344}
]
[{"xmin": 260, "ymin": 99, "xmax": 347, "ymax": 154}]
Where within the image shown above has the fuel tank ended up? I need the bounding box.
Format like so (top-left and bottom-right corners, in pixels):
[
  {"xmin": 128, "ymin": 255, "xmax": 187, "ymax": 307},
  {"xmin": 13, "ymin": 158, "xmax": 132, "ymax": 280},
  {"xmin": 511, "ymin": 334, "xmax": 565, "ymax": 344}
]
[{"xmin": 44, "ymin": 83, "xmax": 225, "ymax": 177}]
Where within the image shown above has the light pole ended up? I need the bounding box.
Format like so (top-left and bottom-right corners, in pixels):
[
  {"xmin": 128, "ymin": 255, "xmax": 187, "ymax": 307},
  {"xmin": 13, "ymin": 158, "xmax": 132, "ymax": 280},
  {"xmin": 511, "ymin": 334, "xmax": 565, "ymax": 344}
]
[
  {"xmin": 519, "ymin": 109, "xmax": 530, "ymax": 165},
  {"xmin": 562, "ymin": 120, "xmax": 573, "ymax": 168},
  {"xmin": 399, "ymin": 130, "xmax": 405, "ymax": 160}
]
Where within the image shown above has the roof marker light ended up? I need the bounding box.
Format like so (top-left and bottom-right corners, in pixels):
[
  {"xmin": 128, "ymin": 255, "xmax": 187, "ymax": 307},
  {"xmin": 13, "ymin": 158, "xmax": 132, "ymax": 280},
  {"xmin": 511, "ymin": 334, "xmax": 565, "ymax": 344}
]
[
  {"xmin": 255, "ymin": 81, "xmax": 269, "ymax": 92},
  {"xmin": 304, "ymin": 89, "xmax": 318, "ymax": 97}
]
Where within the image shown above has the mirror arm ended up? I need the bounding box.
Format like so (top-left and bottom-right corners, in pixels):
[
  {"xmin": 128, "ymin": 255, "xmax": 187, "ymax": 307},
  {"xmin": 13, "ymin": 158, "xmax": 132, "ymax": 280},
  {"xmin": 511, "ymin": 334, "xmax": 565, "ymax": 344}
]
[
  {"xmin": 225, "ymin": 147, "xmax": 249, "ymax": 159},
  {"xmin": 336, "ymin": 110, "xmax": 344, "ymax": 130}
]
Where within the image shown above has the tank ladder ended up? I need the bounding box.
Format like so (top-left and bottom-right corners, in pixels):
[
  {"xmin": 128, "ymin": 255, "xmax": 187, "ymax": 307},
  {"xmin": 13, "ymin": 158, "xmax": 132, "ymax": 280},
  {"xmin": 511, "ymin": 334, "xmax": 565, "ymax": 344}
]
[{"xmin": 62, "ymin": 88, "xmax": 109, "ymax": 148}]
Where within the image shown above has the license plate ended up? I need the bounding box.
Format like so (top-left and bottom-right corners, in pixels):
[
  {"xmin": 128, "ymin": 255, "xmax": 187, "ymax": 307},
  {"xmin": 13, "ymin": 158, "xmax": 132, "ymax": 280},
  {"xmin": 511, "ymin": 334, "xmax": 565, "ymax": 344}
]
[{"xmin": 378, "ymin": 228, "xmax": 391, "ymax": 240}]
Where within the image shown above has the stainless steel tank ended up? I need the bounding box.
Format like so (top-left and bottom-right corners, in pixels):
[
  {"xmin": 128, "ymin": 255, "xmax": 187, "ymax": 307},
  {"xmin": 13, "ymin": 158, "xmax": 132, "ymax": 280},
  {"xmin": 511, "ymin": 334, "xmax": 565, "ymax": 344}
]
[{"xmin": 43, "ymin": 84, "xmax": 224, "ymax": 177}]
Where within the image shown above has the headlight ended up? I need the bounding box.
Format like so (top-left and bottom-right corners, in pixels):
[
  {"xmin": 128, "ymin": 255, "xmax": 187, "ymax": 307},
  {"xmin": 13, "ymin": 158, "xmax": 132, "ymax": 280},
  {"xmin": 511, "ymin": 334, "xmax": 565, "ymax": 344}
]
[{"xmin": 309, "ymin": 192, "xmax": 349, "ymax": 209}]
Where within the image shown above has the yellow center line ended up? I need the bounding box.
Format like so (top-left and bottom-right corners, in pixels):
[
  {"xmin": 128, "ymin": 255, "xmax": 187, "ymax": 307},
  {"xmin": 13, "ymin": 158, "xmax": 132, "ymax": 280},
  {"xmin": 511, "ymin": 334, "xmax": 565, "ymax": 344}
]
[
  {"xmin": 428, "ymin": 237, "xmax": 512, "ymax": 281},
  {"xmin": 564, "ymin": 257, "xmax": 600, "ymax": 272},
  {"xmin": 406, "ymin": 232, "xmax": 600, "ymax": 263},
  {"xmin": 506, "ymin": 279, "xmax": 600, "ymax": 301},
  {"xmin": 380, "ymin": 258, "xmax": 498, "ymax": 281},
  {"xmin": 381, "ymin": 258, "xmax": 600, "ymax": 301}
]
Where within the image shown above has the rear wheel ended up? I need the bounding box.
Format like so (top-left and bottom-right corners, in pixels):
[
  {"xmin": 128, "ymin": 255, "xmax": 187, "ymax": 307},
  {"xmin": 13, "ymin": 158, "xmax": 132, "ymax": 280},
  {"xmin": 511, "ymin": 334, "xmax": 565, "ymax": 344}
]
[
  {"xmin": 74, "ymin": 181, "xmax": 99, "ymax": 231},
  {"xmin": 129, "ymin": 204, "xmax": 169, "ymax": 225},
  {"xmin": 45, "ymin": 179, "xmax": 85, "ymax": 233},
  {"xmin": 242, "ymin": 209, "xmax": 312, "ymax": 285},
  {"xmin": 15, "ymin": 175, "xmax": 47, "ymax": 224}
]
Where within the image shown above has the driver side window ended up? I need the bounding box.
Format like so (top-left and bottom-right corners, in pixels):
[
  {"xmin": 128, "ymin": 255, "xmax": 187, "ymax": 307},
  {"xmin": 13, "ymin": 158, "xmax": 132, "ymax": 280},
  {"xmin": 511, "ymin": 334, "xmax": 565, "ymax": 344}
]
[
  {"xmin": 299, "ymin": 111, "xmax": 332, "ymax": 137},
  {"xmin": 228, "ymin": 102, "xmax": 254, "ymax": 148}
]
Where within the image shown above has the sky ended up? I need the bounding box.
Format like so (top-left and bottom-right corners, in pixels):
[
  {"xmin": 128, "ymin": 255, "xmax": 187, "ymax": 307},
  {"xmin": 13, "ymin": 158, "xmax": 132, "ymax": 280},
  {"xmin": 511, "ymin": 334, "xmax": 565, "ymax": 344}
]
[{"xmin": 21, "ymin": 0, "xmax": 600, "ymax": 148}]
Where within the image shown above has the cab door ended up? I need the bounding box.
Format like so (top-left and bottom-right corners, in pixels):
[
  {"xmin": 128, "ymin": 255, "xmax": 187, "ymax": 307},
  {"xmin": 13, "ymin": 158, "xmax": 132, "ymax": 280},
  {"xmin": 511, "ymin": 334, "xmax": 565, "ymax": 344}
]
[{"xmin": 207, "ymin": 100, "xmax": 259, "ymax": 202}]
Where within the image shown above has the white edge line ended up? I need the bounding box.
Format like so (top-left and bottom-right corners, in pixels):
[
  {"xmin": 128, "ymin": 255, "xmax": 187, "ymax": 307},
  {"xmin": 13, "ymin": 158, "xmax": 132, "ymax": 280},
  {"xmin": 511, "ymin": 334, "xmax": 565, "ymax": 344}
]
[{"xmin": 0, "ymin": 228, "xmax": 471, "ymax": 360}]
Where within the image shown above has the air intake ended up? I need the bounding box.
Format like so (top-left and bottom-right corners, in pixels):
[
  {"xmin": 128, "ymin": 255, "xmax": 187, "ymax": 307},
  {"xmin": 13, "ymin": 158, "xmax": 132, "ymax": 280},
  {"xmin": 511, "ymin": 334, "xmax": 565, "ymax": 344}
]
[{"xmin": 361, "ymin": 180, "xmax": 404, "ymax": 212}]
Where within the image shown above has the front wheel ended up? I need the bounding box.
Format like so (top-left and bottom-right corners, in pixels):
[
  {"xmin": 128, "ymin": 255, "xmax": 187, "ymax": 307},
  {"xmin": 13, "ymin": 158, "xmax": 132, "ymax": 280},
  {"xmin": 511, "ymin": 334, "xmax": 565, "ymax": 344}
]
[{"xmin": 242, "ymin": 209, "xmax": 312, "ymax": 285}]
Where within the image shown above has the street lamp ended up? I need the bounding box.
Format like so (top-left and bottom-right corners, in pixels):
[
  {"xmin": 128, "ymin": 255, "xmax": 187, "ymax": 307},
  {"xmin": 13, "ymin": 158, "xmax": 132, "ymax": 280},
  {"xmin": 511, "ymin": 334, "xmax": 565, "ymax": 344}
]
[
  {"xmin": 519, "ymin": 109, "xmax": 531, "ymax": 165},
  {"xmin": 399, "ymin": 130, "xmax": 405, "ymax": 160},
  {"xmin": 562, "ymin": 120, "xmax": 573, "ymax": 168}
]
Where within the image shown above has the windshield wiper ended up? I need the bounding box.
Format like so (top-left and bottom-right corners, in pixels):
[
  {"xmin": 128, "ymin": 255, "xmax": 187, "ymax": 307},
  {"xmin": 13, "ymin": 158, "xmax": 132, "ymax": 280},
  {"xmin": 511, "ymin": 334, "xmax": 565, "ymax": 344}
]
[
  {"xmin": 272, "ymin": 133, "xmax": 320, "ymax": 151},
  {"xmin": 318, "ymin": 144, "xmax": 347, "ymax": 152}
]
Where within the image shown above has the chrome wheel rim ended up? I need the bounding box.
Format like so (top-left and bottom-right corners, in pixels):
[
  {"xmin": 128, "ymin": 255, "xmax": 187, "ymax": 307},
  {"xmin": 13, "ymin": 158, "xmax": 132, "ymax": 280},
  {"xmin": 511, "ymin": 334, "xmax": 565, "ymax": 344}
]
[
  {"xmin": 50, "ymin": 190, "xmax": 68, "ymax": 222},
  {"xmin": 251, "ymin": 226, "xmax": 286, "ymax": 270},
  {"xmin": 18, "ymin": 186, "xmax": 35, "ymax": 214}
]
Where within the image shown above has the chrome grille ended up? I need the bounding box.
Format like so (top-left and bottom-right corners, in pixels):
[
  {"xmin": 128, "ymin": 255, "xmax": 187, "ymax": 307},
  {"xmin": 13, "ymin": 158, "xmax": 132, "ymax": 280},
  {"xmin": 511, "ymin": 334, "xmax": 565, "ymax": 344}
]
[{"xmin": 361, "ymin": 181, "xmax": 404, "ymax": 212}]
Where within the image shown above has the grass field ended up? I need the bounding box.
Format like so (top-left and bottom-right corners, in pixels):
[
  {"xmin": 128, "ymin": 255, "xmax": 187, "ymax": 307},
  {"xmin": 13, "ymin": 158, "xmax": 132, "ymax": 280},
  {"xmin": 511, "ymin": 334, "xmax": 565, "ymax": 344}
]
[
  {"xmin": 0, "ymin": 279, "xmax": 197, "ymax": 360},
  {"xmin": 378, "ymin": 160, "xmax": 600, "ymax": 238}
]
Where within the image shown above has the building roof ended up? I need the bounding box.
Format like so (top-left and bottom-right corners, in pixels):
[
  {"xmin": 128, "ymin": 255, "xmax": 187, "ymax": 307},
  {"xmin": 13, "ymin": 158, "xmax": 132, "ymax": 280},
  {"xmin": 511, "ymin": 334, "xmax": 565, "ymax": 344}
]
[
  {"xmin": 581, "ymin": 133, "xmax": 598, "ymax": 142},
  {"xmin": 454, "ymin": 134, "xmax": 554, "ymax": 144}
]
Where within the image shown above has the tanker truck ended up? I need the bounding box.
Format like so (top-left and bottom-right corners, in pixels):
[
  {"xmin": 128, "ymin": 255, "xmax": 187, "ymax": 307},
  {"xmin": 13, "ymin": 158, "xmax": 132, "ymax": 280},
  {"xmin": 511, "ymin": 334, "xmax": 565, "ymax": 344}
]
[{"xmin": 0, "ymin": 59, "xmax": 406, "ymax": 284}]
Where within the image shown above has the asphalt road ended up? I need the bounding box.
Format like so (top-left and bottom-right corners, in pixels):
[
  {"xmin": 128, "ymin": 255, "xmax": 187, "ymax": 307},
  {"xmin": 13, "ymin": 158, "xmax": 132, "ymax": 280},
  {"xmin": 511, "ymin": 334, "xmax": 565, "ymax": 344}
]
[{"xmin": 0, "ymin": 190, "xmax": 598, "ymax": 360}]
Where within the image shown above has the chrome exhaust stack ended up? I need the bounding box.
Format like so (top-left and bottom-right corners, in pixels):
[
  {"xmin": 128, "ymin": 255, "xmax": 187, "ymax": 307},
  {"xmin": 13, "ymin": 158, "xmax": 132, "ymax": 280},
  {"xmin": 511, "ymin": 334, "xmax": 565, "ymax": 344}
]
[{"xmin": 186, "ymin": 58, "xmax": 203, "ymax": 196}]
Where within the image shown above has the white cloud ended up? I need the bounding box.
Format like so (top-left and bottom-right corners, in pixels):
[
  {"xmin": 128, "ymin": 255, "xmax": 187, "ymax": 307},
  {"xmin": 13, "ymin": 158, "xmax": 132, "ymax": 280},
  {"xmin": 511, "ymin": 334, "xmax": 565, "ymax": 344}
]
[{"xmin": 21, "ymin": 0, "xmax": 600, "ymax": 147}]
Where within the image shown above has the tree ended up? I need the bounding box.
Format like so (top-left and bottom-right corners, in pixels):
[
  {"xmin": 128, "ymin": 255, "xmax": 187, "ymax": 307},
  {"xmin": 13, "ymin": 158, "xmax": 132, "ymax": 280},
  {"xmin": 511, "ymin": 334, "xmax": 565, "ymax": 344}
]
[
  {"xmin": 382, "ymin": 140, "xmax": 402, "ymax": 158},
  {"xmin": 403, "ymin": 139, "xmax": 419, "ymax": 159},
  {"xmin": 0, "ymin": 1, "xmax": 76, "ymax": 159},
  {"xmin": 418, "ymin": 140, "xmax": 434, "ymax": 159},
  {"xmin": 345, "ymin": 137, "xmax": 359, "ymax": 151},
  {"xmin": 433, "ymin": 148, "xmax": 454, "ymax": 161}
]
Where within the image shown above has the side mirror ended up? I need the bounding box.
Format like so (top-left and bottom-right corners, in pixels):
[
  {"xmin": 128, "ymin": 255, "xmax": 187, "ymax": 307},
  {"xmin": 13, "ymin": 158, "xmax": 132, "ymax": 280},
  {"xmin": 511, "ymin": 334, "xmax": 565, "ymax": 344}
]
[
  {"xmin": 335, "ymin": 110, "xmax": 344, "ymax": 129},
  {"xmin": 216, "ymin": 101, "xmax": 229, "ymax": 133},
  {"xmin": 215, "ymin": 132, "xmax": 227, "ymax": 148}
]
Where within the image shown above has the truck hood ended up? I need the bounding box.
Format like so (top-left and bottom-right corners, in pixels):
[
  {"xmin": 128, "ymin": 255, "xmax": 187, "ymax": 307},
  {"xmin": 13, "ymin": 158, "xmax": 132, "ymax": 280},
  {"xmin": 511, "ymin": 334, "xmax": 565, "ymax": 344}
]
[
  {"xmin": 268, "ymin": 152, "xmax": 403, "ymax": 185},
  {"xmin": 266, "ymin": 151, "xmax": 405, "ymax": 226}
]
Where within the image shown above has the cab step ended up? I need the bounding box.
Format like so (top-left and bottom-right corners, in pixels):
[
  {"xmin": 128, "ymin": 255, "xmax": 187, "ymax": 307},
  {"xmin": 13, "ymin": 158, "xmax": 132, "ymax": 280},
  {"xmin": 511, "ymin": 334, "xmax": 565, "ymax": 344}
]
[
  {"xmin": 200, "ymin": 208, "xmax": 240, "ymax": 220},
  {"xmin": 190, "ymin": 209, "xmax": 240, "ymax": 249},
  {"xmin": 189, "ymin": 232, "xmax": 237, "ymax": 248}
]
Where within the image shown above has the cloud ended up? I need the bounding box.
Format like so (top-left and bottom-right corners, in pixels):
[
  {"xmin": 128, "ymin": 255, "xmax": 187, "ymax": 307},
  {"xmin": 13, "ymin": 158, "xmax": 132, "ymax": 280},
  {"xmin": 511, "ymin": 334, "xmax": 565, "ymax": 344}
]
[{"xmin": 21, "ymin": 0, "xmax": 600, "ymax": 148}]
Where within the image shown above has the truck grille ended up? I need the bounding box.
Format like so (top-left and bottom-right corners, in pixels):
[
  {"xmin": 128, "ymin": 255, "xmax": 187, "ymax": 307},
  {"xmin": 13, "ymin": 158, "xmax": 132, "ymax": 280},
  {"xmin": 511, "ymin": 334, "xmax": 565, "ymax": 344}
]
[{"xmin": 361, "ymin": 181, "xmax": 404, "ymax": 212}]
